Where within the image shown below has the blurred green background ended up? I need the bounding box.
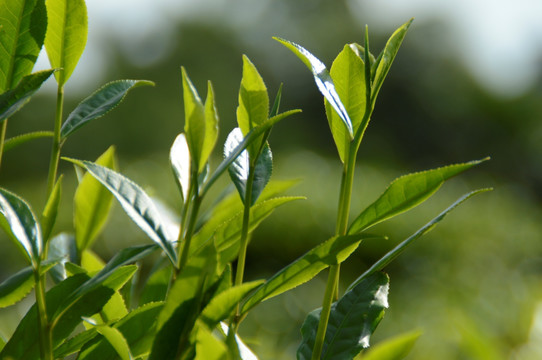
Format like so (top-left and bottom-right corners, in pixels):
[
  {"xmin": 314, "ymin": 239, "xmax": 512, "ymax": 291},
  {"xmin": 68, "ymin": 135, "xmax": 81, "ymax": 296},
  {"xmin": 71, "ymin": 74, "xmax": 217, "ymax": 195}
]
[{"xmin": 1, "ymin": 0, "xmax": 542, "ymax": 358}]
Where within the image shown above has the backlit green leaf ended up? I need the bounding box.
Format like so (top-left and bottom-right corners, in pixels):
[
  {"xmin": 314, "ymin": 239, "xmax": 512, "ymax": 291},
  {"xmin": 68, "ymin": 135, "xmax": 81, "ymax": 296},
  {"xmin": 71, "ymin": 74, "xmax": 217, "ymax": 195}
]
[
  {"xmin": 2, "ymin": 131, "xmax": 54, "ymax": 152},
  {"xmin": 89, "ymin": 323, "xmax": 134, "ymax": 360},
  {"xmin": 170, "ymin": 133, "xmax": 191, "ymax": 203},
  {"xmin": 202, "ymin": 81, "xmax": 219, "ymax": 171},
  {"xmin": 237, "ymin": 55, "xmax": 268, "ymax": 136},
  {"xmin": 194, "ymin": 325, "xmax": 230, "ymax": 360},
  {"xmin": 74, "ymin": 146, "xmax": 116, "ymax": 254},
  {"xmin": 44, "ymin": 0, "xmax": 87, "ymax": 86},
  {"xmin": 0, "ymin": 0, "xmax": 47, "ymax": 91},
  {"xmin": 60, "ymin": 80, "xmax": 155, "ymax": 140},
  {"xmin": 297, "ymin": 272, "xmax": 389, "ymax": 360},
  {"xmin": 348, "ymin": 158, "xmax": 489, "ymax": 235},
  {"xmin": 357, "ymin": 330, "xmax": 421, "ymax": 360},
  {"xmin": 274, "ymin": 37, "xmax": 353, "ymax": 139},
  {"xmin": 0, "ymin": 69, "xmax": 56, "ymax": 122},
  {"xmin": 182, "ymin": 67, "xmax": 206, "ymax": 171},
  {"xmin": 41, "ymin": 174, "xmax": 63, "ymax": 242},
  {"xmin": 63, "ymin": 158, "xmax": 178, "ymax": 266}
]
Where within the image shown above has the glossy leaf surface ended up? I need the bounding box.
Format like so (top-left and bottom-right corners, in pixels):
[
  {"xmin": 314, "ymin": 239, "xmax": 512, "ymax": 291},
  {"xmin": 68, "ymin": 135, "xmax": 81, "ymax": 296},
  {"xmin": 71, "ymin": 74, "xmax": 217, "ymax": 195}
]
[
  {"xmin": 60, "ymin": 80, "xmax": 154, "ymax": 140},
  {"xmin": 358, "ymin": 331, "xmax": 421, "ymax": 360},
  {"xmin": 274, "ymin": 37, "xmax": 353, "ymax": 139},
  {"xmin": 0, "ymin": 0, "xmax": 47, "ymax": 91},
  {"xmin": 170, "ymin": 133, "xmax": 191, "ymax": 203},
  {"xmin": 64, "ymin": 158, "xmax": 178, "ymax": 265},
  {"xmin": 0, "ymin": 69, "xmax": 56, "ymax": 122},
  {"xmin": 48, "ymin": 232, "xmax": 77, "ymax": 283},
  {"xmin": 298, "ymin": 272, "xmax": 389, "ymax": 360},
  {"xmin": 3, "ymin": 131, "xmax": 53, "ymax": 152},
  {"xmin": 348, "ymin": 158, "xmax": 489, "ymax": 234},
  {"xmin": 74, "ymin": 147, "xmax": 116, "ymax": 253}
]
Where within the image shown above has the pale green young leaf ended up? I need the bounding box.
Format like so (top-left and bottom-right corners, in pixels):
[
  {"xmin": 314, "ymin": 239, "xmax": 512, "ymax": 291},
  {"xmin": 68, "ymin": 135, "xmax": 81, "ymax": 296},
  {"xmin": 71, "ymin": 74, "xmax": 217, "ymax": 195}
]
[
  {"xmin": 182, "ymin": 67, "xmax": 206, "ymax": 171},
  {"xmin": 0, "ymin": 0, "xmax": 47, "ymax": 92},
  {"xmin": 224, "ymin": 128, "xmax": 273, "ymax": 205},
  {"xmin": 241, "ymin": 233, "xmax": 381, "ymax": 315},
  {"xmin": 297, "ymin": 272, "xmax": 389, "ymax": 360},
  {"xmin": 41, "ymin": 174, "xmax": 63, "ymax": 242},
  {"xmin": 60, "ymin": 80, "xmax": 155, "ymax": 140},
  {"xmin": 274, "ymin": 37, "xmax": 353, "ymax": 139},
  {"xmin": 170, "ymin": 133, "xmax": 191, "ymax": 203},
  {"xmin": 63, "ymin": 158, "xmax": 178, "ymax": 266},
  {"xmin": 325, "ymin": 45, "xmax": 366, "ymax": 163},
  {"xmin": 44, "ymin": 0, "xmax": 87, "ymax": 86},
  {"xmin": 237, "ymin": 55, "xmax": 268, "ymax": 136},
  {"xmin": 371, "ymin": 19, "xmax": 413, "ymax": 108},
  {"xmin": 348, "ymin": 189, "xmax": 491, "ymax": 291},
  {"xmin": 202, "ymin": 81, "xmax": 219, "ymax": 171},
  {"xmin": 357, "ymin": 330, "xmax": 421, "ymax": 360},
  {"xmin": 348, "ymin": 158, "xmax": 489, "ymax": 235},
  {"xmin": 74, "ymin": 146, "xmax": 116, "ymax": 254},
  {"xmin": 92, "ymin": 325, "xmax": 134, "ymax": 360},
  {"xmin": 3, "ymin": 131, "xmax": 54, "ymax": 152},
  {"xmin": 0, "ymin": 188, "xmax": 42, "ymax": 267},
  {"xmin": 194, "ymin": 325, "xmax": 230, "ymax": 360},
  {"xmin": 0, "ymin": 69, "xmax": 56, "ymax": 122}
]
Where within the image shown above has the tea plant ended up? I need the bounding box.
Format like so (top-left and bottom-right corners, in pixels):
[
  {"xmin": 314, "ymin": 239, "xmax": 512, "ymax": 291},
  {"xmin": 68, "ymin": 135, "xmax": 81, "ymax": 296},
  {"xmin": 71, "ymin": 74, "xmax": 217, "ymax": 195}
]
[{"xmin": 0, "ymin": 1, "xmax": 489, "ymax": 359}]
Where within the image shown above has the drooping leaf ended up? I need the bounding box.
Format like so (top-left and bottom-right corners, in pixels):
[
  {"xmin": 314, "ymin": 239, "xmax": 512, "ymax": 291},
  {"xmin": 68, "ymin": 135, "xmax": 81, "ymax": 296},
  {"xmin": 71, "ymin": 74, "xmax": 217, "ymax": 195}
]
[
  {"xmin": 170, "ymin": 133, "xmax": 191, "ymax": 203},
  {"xmin": 348, "ymin": 158, "xmax": 489, "ymax": 235},
  {"xmin": 274, "ymin": 37, "xmax": 353, "ymax": 139},
  {"xmin": 0, "ymin": 69, "xmax": 56, "ymax": 122},
  {"xmin": 0, "ymin": 0, "xmax": 47, "ymax": 92},
  {"xmin": 348, "ymin": 189, "xmax": 491, "ymax": 291},
  {"xmin": 357, "ymin": 330, "xmax": 421, "ymax": 360},
  {"xmin": 241, "ymin": 233, "xmax": 381, "ymax": 315},
  {"xmin": 371, "ymin": 19, "xmax": 413, "ymax": 107},
  {"xmin": 2, "ymin": 131, "xmax": 54, "ymax": 152},
  {"xmin": 47, "ymin": 232, "xmax": 77, "ymax": 283},
  {"xmin": 60, "ymin": 80, "xmax": 155, "ymax": 140},
  {"xmin": 44, "ymin": 0, "xmax": 87, "ymax": 86},
  {"xmin": 63, "ymin": 158, "xmax": 178, "ymax": 265},
  {"xmin": 41, "ymin": 174, "xmax": 63, "ymax": 242},
  {"xmin": 0, "ymin": 188, "xmax": 42, "ymax": 267},
  {"xmin": 325, "ymin": 45, "xmax": 366, "ymax": 163},
  {"xmin": 224, "ymin": 128, "xmax": 273, "ymax": 205},
  {"xmin": 297, "ymin": 272, "xmax": 389, "ymax": 360},
  {"xmin": 74, "ymin": 146, "xmax": 116, "ymax": 254}
]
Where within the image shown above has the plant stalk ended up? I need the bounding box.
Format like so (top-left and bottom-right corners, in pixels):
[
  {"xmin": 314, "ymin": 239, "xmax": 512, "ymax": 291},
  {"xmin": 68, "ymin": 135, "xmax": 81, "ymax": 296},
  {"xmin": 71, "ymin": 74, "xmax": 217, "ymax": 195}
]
[
  {"xmin": 34, "ymin": 267, "xmax": 53, "ymax": 360},
  {"xmin": 46, "ymin": 86, "xmax": 65, "ymax": 198}
]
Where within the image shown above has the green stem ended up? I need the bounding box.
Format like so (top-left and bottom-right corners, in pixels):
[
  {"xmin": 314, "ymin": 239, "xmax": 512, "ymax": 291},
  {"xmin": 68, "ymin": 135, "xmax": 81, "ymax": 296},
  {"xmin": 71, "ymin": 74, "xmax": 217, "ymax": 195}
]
[
  {"xmin": 34, "ymin": 267, "xmax": 53, "ymax": 360},
  {"xmin": 0, "ymin": 119, "xmax": 8, "ymax": 171},
  {"xmin": 46, "ymin": 86, "xmax": 65, "ymax": 198}
]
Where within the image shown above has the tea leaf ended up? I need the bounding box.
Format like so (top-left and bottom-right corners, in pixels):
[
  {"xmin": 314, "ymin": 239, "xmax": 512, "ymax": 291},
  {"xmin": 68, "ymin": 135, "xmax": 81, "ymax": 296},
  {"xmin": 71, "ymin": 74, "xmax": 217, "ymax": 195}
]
[
  {"xmin": 297, "ymin": 272, "xmax": 389, "ymax": 360},
  {"xmin": 194, "ymin": 325, "xmax": 229, "ymax": 360},
  {"xmin": 0, "ymin": 188, "xmax": 42, "ymax": 267},
  {"xmin": 2, "ymin": 131, "xmax": 54, "ymax": 152},
  {"xmin": 237, "ymin": 55, "xmax": 269, "ymax": 133},
  {"xmin": 74, "ymin": 146, "xmax": 116, "ymax": 253},
  {"xmin": 64, "ymin": 158, "xmax": 178, "ymax": 265},
  {"xmin": 220, "ymin": 322, "xmax": 259, "ymax": 360},
  {"xmin": 48, "ymin": 232, "xmax": 77, "ymax": 283},
  {"xmin": 371, "ymin": 19, "xmax": 413, "ymax": 108},
  {"xmin": 139, "ymin": 265, "xmax": 171, "ymax": 305},
  {"xmin": 274, "ymin": 37, "xmax": 353, "ymax": 139},
  {"xmin": 181, "ymin": 67, "xmax": 205, "ymax": 171},
  {"xmin": 60, "ymin": 80, "xmax": 155, "ymax": 140},
  {"xmin": 241, "ymin": 233, "xmax": 381, "ymax": 315},
  {"xmin": 202, "ymin": 81, "xmax": 219, "ymax": 169},
  {"xmin": 0, "ymin": 69, "xmax": 56, "ymax": 122},
  {"xmin": 348, "ymin": 189, "xmax": 491, "ymax": 291},
  {"xmin": 224, "ymin": 128, "xmax": 273, "ymax": 205},
  {"xmin": 325, "ymin": 45, "xmax": 366, "ymax": 163},
  {"xmin": 89, "ymin": 324, "xmax": 134, "ymax": 360},
  {"xmin": 41, "ymin": 174, "xmax": 63, "ymax": 242},
  {"xmin": 0, "ymin": 0, "xmax": 47, "ymax": 91},
  {"xmin": 356, "ymin": 330, "xmax": 421, "ymax": 360},
  {"xmin": 170, "ymin": 133, "xmax": 191, "ymax": 203},
  {"xmin": 53, "ymin": 328, "xmax": 98, "ymax": 358},
  {"xmin": 348, "ymin": 158, "xmax": 489, "ymax": 235},
  {"xmin": 44, "ymin": 0, "xmax": 87, "ymax": 86}
]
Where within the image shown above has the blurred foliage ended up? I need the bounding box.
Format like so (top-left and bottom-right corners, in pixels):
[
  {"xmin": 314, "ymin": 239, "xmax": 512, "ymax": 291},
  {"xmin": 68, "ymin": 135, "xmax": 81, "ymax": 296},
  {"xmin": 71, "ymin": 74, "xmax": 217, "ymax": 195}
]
[{"xmin": 1, "ymin": 0, "xmax": 541, "ymax": 358}]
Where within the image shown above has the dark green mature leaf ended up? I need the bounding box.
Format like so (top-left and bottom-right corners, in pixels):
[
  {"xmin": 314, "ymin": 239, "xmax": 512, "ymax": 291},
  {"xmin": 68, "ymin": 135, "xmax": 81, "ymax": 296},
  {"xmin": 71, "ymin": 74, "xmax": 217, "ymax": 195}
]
[
  {"xmin": 0, "ymin": 188, "xmax": 42, "ymax": 267},
  {"xmin": 224, "ymin": 127, "xmax": 273, "ymax": 205},
  {"xmin": 41, "ymin": 174, "xmax": 63, "ymax": 242},
  {"xmin": 44, "ymin": 0, "xmax": 87, "ymax": 86},
  {"xmin": 170, "ymin": 133, "xmax": 191, "ymax": 203},
  {"xmin": 74, "ymin": 147, "xmax": 116, "ymax": 254},
  {"xmin": 371, "ymin": 19, "xmax": 413, "ymax": 108},
  {"xmin": 348, "ymin": 189, "xmax": 491, "ymax": 291},
  {"xmin": 357, "ymin": 330, "xmax": 421, "ymax": 360},
  {"xmin": 274, "ymin": 37, "xmax": 353, "ymax": 139},
  {"xmin": 325, "ymin": 45, "xmax": 366, "ymax": 163},
  {"xmin": 139, "ymin": 264, "xmax": 171, "ymax": 305},
  {"xmin": 0, "ymin": 69, "xmax": 56, "ymax": 122},
  {"xmin": 348, "ymin": 158, "xmax": 489, "ymax": 235},
  {"xmin": 0, "ymin": 0, "xmax": 47, "ymax": 92},
  {"xmin": 63, "ymin": 158, "xmax": 178, "ymax": 265},
  {"xmin": 297, "ymin": 272, "xmax": 389, "ymax": 360},
  {"xmin": 241, "ymin": 233, "xmax": 381, "ymax": 315},
  {"xmin": 60, "ymin": 80, "xmax": 155, "ymax": 140},
  {"xmin": 3, "ymin": 131, "xmax": 54, "ymax": 152}
]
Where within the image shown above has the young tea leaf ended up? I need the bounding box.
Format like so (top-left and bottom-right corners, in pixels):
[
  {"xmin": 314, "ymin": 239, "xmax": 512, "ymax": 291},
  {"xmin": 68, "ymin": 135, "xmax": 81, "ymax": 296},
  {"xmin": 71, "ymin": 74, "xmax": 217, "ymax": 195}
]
[
  {"xmin": 194, "ymin": 325, "xmax": 229, "ymax": 360},
  {"xmin": 348, "ymin": 158, "xmax": 489, "ymax": 235},
  {"xmin": 0, "ymin": 0, "xmax": 47, "ymax": 91},
  {"xmin": 60, "ymin": 80, "xmax": 155, "ymax": 140},
  {"xmin": 237, "ymin": 55, "xmax": 269, "ymax": 136},
  {"xmin": 357, "ymin": 330, "xmax": 421, "ymax": 360},
  {"xmin": 87, "ymin": 323, "xmax": 134, "ymax": 360},
  {"xmin": 274, "ymin": 37, "xmax": 353, "ymax": 139},
  {"xmin": 170, "ymin": 133, "xmax": 191, "ymax": 203},
  {"xmin": 44, "ymin": 0, "xmax": 87, "ymax": 86},
  {"xmin": 202, "ymin": 81, "xmax": 219, "ymax": 171},
  {"xmin": 181, "ymin": 67, "xmax": 206, "ymax": 171},
  {"xmin": 297, "ymin": 272, "xmax": 389, "ymax": 360},
  {"xmin": 64, "ymin": 158, "xmax": 178, "ymax": 266},
  {"xmin": 0, "ymin": 69, "xmax": 56, "ymax": 122},
  {"xmin": 41, "ymin": 174, "xmax": 63, "ymax": 242}
]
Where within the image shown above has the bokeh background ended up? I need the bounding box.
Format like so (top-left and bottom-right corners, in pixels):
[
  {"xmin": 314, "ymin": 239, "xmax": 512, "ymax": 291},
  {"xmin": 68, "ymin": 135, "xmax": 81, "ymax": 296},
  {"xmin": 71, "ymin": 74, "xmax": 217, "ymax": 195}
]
[{"xmin": 1, "ymin": 0, "xmax": 542, "ymax": 358}]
